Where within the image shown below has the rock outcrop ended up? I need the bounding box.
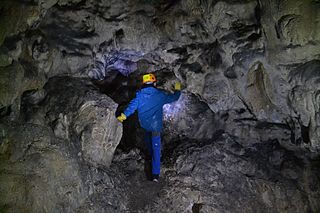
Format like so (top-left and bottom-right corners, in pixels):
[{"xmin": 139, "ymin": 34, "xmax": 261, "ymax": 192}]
[
  {"xmin": 0, "ymin": 77, "xmax": 123, "ymax": 212},
  {"xmin": 0, "ymin": 0, "xmax": 319, "ymax": 212},
  {"xmin": 159, "ymin": 135, "xmax": 320, "ymax": 212}
]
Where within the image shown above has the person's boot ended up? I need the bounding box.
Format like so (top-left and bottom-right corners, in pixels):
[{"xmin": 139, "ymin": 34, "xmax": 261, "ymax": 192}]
[{"xmin": 152, "ymin": 174, "xmax": 159, "ymax": 182}]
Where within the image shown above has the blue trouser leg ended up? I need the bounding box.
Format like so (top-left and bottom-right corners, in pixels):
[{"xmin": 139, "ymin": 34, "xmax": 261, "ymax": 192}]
[
  {"xmin": 144, "ymin": 132, "xmax": 152, "ymax": 156},
  {"xmin": 151, "ymin": 132, "xmax": 161, "ymax": 175}
]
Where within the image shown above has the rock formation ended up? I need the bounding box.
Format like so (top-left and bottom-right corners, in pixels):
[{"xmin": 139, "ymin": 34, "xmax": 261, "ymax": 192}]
[{"xmin": 0, "ymin": 0, "xmax": 319, "ymax": 212}]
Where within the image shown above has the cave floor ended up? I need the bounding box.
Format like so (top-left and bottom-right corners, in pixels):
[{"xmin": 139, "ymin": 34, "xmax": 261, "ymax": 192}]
[
  {"xmin": 112, "ymin": 150, "xmax": 167, "ymax": 212},
  {"xmin": 126, "ymin": 170, "xmax": 165, "ymax": 212}
]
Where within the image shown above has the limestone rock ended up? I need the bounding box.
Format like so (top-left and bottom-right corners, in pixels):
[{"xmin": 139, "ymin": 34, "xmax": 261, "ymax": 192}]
[
  {"xmin": 35, "ymin": 77, "xmax": 123, "ymax": 167},
  {"xmin": 163, "ymin": 92, "xmax": 221, "ymax": 141},
  {"xmin": 0, "ymin": 120, "xmax": 127, "ymax": 213},
  {"xmin": 0, "ymin": 121, "xmax": 88, "ymax": 212},
  {"xmin": 0, "ymin": 77, "xmax": 125, "ymax": 212},
  {"xmin": 288, "ymin": 60, "xmax": 320, "ymax": 150},
  {"xmin": 0, "ymin": 0, "xmax": 320, "ymax": 212},
  {"xmin": 157, "ymin": 135, "xmax": 320, "ymax": 213},
  {"xmin": 0, "ymin": 1, "xmax": 41, "ymax": 46},
  {"xmin": 0, "ymin": 62, "xmax": 24, "ymax": 109},
  {"xmin": 260, "ymin": 0, "xmax": 320, "ymax": 64}
]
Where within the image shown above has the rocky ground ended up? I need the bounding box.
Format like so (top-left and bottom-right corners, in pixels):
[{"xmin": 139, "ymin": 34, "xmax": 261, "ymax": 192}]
[{"xmin": 0, "ymin": 0, "xmax": 320, "ymax": 212}]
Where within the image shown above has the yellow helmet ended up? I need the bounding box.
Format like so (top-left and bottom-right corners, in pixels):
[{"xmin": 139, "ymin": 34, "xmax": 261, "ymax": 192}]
[{"xmin": 142, "ymin": 73, "xmax": 156, "ymax": 84}]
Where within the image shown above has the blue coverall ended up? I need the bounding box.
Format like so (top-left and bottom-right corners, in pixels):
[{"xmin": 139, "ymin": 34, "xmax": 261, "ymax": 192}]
[{"xmin": 123, "ymin": 84, "xmax": 181, "ymax": 176}]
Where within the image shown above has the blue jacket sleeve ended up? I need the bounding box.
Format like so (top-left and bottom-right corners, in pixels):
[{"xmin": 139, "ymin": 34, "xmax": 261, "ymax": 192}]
[
  {"xmin": 123, "ymin": 94, "xmax": 139, "ymax": 117},
  {"xmin": 164, "ymin": 91, "xmax": 181, "ymax": 104}
]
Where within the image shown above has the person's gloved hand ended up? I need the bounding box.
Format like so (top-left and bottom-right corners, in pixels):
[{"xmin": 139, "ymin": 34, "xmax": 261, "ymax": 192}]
[
  {"xmin": 174, "ymin": 82, "xmax": 181, "ymax": 91},
  {"xmin": 117, "ymin": 113, "xmax": 127, "ymax": 122}
]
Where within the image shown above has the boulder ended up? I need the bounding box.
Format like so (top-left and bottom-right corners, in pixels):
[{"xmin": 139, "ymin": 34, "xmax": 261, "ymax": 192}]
[{"xmin": 37, "ymin": 76, "xmax": 123, "ymax": 167}]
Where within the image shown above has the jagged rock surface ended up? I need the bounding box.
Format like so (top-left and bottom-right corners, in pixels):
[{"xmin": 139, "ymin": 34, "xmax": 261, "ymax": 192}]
[
  {"xmin": 0, "ymin": 120, "xmax": 128, "ymax": 212},
  {"xmin": 158, "ymin": 135, "xmax": 320, "ymax": 213},
  {"xmin": 0, "ymin": 0, "xmax": 320, "ymax": 212},
  {"xmin": 39, "ymin": 77, "xmax": 123, "ymax": 167},
  {"xmin": 0, "ymin": 77, "xmax": 125, "ymax": 212}
]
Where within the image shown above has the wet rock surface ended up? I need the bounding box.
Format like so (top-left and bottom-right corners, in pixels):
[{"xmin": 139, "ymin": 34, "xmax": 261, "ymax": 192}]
[{"xmin": 0, "ymin": 0, "xmax": 320, "ymax": 212}]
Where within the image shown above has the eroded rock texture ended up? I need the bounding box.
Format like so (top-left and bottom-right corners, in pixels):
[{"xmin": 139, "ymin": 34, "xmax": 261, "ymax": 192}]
[
  {"xmin": 0, "ymin": 77, "xmax": 124, "ymax": 212},
  {"xmin": 0, "ymin": 0, "xmax": 320, "ymax": 212},
  {"xmin": 159, "ymin": 135, "xmax": 320, "ymax": 212}
]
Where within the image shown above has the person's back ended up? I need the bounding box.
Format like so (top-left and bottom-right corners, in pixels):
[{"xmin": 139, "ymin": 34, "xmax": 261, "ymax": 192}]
[
  {"xmin": 126, "ymin": 84, "xmax": 180, "ymax": 132},
  {"xmin": 117, "ymin": 73, "xmax": 181, "ymax": 182}
]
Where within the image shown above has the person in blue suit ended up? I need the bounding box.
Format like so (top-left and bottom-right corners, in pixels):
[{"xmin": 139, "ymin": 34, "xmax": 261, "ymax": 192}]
[{"xmin": 117, "ymin": 73, "xmax": 181, "ymax": 182}]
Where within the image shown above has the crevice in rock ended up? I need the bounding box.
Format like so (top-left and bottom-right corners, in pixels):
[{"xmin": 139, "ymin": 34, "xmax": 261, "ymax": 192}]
[
  {"xmin": 224, "ymin": 66, "xmax": 237, "ymax": 79},
  {"xmin": 236, "ymin": 95, "xmax": 257, "ymax": 119},
  {"xmin": 192, "ymin": 203, "xmax": 203, "ymax": 213},
  {"xmin": 300, "ymin": 123, "xmax": 310, "ymax": 144},
  {"xmin": 0, "ymin": 106, "xmax": 11, "ymax": 119},
  {"xmin": 55, "ymin": 0, "xmax": 87, "ymax": 11},
  {"xmin": 274, "ymin": 23, "xmax": 281, "ymax": 39}
]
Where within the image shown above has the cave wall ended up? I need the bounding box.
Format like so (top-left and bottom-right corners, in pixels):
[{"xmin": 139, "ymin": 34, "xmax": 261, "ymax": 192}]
[
  {"xmin": 1, "ymin": 0, "xmax": 319, "ymax": 149},
  {"xmin": 0, "ymin": 0, "xmax": 320, "ymax": 212},
  {"xmin": 0, "ymin": 77, "xmax": 125, "ymax": 212}
]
